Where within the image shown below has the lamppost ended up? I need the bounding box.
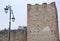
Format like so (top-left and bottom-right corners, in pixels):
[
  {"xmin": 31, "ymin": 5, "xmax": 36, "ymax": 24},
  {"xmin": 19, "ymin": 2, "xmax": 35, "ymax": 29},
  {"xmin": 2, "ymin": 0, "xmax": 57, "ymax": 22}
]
[{"xmin": 4, "ymin": 5, "xmax": 15, "ymax": 41}]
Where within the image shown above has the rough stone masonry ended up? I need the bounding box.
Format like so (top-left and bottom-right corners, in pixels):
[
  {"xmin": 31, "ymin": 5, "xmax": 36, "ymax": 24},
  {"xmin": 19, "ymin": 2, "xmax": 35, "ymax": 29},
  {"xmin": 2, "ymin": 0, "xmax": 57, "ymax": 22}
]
[{"xmin": 27, "ymin": 2, "xmax": 59, "ymax": 41}]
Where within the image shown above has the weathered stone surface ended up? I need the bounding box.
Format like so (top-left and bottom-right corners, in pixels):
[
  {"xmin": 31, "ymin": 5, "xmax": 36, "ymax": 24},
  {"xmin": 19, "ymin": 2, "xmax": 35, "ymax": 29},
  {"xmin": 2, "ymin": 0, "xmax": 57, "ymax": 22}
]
[
  {"xmin": 27, "ymin": 2, "xmax": 59, "ymax": 41},
  {"xmin": 0, "ymin": 29, "xmax": 27, "ymax": 41}
]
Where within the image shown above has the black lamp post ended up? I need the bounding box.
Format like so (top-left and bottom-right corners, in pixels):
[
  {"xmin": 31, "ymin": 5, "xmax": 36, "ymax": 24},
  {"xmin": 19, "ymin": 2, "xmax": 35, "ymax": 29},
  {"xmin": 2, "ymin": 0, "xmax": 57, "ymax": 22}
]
[{"xmin": 4, "ymin": 5, "xmax": 15, "ymax": 41}]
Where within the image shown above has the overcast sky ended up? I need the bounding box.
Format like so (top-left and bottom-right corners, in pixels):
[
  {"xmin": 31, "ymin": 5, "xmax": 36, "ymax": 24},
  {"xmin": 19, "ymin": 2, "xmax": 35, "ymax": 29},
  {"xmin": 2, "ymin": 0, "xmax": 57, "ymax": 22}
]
[{"xmin": 0, "ymin": 0, "xmax": 60, "ymax": 38}]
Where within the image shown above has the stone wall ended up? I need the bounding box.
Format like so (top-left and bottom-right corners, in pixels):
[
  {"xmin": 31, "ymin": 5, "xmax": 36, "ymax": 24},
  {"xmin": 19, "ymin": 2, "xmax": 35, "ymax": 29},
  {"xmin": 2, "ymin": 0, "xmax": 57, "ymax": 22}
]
[
  {"xmin": 27, "ymin": 2, "xmax": 59, "ymax": 41},
  {"xmin": 0, "ymin": 28, "xmax": 27, "ymax": 41}
]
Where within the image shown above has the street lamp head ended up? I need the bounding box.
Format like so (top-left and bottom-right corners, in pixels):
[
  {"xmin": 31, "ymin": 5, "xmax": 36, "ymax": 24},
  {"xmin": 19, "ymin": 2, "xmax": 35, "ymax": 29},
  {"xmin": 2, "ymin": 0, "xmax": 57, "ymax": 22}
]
[
  {"xmin": 4, "ymin": 6, "xmax": 8, "ymax": 13},
  {"xmin": 12, "ymin": 16, "xmax": 15, "ymax": 22}
]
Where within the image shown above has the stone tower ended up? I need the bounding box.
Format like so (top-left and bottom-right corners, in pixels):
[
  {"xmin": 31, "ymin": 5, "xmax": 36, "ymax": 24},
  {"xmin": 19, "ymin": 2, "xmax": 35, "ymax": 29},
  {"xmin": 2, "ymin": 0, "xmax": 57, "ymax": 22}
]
[{"xmin": 27, "ymin": 2, "xmax": 59, "ymax": 41}]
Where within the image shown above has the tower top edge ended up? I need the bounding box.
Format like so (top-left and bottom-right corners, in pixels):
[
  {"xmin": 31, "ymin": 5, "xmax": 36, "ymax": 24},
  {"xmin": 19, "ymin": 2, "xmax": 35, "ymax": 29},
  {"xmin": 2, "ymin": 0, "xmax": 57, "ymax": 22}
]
[{"xmin": 27, "ymin": 2, "xmax": 55, "ymax": 6}]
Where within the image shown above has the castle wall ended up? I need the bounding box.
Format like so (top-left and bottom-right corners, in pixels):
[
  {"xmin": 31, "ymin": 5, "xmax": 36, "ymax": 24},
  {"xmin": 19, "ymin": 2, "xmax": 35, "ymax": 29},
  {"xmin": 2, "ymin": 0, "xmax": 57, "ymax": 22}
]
[
  {"xmin": 27, "ymin": 2, "xmax": 59, "ymax": 41},
  {"xmin": 0, "ymin": 29, "xmax": 27, "ymax": 41}
]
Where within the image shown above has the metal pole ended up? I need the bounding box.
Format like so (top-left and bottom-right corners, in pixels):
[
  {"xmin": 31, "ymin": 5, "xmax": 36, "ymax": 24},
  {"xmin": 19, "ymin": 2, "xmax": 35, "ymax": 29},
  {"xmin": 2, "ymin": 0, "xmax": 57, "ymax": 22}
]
[{"xmin": 9, "ymin": 7, "xmax": 11, "ymax": 41}]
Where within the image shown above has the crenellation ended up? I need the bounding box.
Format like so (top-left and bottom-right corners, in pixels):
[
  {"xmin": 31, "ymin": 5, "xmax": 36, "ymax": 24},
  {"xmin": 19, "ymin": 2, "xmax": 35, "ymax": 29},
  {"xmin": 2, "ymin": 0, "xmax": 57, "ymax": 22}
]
[
  {"xmin": 35, "ymin": 4, "xmax": 39, "ymax": 5},
  {"xmin": 50, "ymin": 2, "xmax": 56, "ymax": 8},
  {"xmin": 27, "ymin": 2, "xmax": 59, "ymax": 41},
  {"xmin": 43, "ymin": 3, "xmax": 47, "ymax": 5},
  {"xmin": 27, "ymin": 4, "xmax": 31, "ymax": 6}
]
